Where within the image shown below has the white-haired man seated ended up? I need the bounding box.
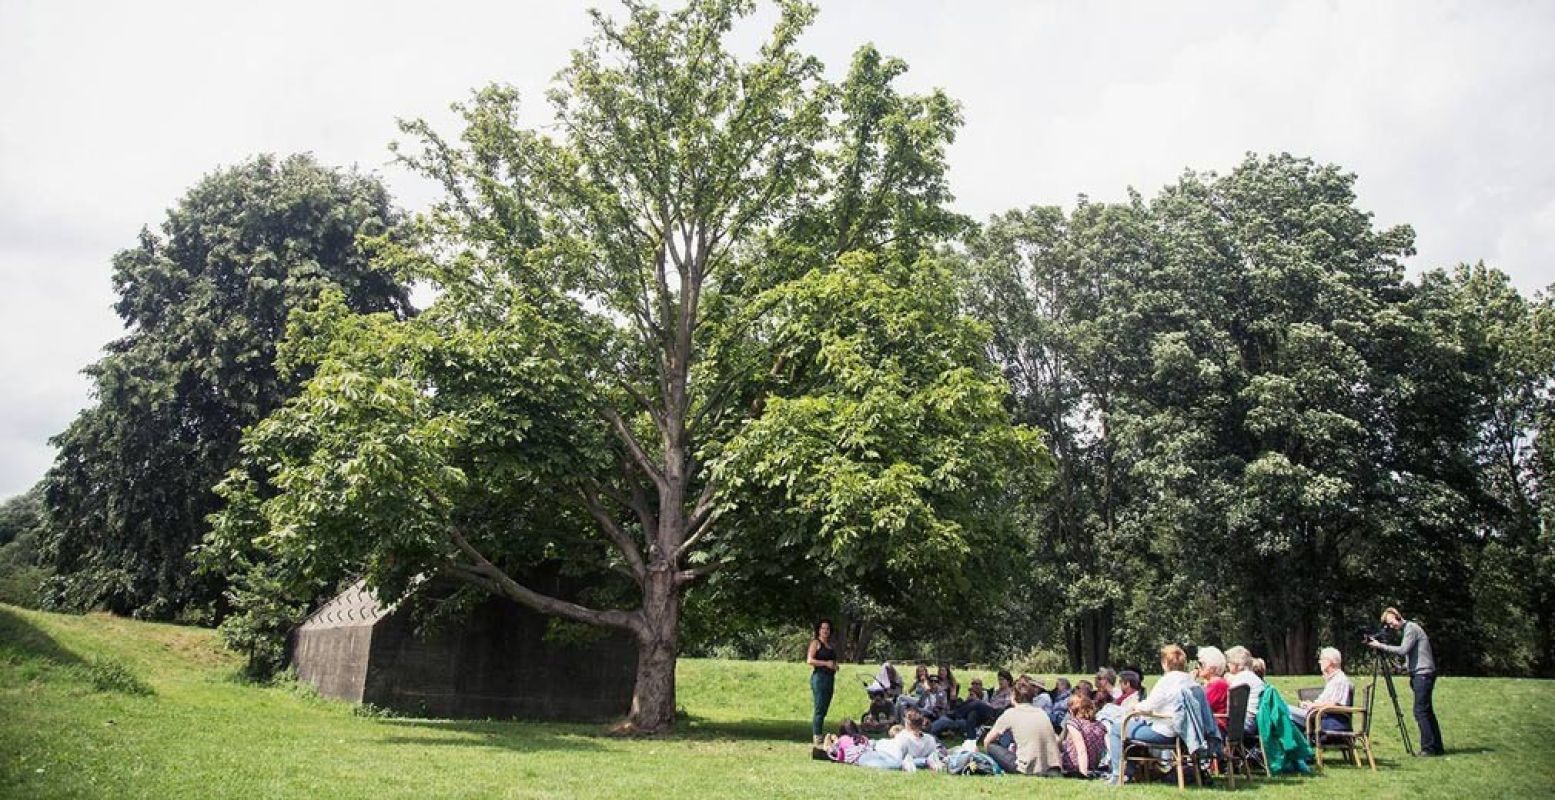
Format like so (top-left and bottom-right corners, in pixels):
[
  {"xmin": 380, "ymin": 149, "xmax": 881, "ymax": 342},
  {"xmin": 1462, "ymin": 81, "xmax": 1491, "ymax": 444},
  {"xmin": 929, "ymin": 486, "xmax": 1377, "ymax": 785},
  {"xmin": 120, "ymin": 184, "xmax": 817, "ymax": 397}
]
[
  {"xmin": 1224, "ymin": 646, "xmax": 1264, "ymax": 736},
  {"xmin": 1289, "ymin": 646, "xmax": 1353, "ymax": 735}
]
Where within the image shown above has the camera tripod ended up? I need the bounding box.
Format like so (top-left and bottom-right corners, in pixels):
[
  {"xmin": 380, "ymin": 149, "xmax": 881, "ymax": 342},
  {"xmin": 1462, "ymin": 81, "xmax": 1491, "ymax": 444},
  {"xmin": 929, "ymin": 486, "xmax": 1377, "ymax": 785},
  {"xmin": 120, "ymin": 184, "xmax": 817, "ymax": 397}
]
[{"xmin": 1361, "ymin": 645, "xmax": 1415, "ymax": 757}]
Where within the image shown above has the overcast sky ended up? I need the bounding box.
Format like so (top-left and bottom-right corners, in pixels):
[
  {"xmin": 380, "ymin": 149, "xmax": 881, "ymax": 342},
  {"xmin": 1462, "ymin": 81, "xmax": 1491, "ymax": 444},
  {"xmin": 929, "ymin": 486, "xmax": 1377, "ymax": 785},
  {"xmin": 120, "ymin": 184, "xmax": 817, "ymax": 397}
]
[{"xmin": 2, "ymin": 0, "xmax": 1552, "ymax": 500}]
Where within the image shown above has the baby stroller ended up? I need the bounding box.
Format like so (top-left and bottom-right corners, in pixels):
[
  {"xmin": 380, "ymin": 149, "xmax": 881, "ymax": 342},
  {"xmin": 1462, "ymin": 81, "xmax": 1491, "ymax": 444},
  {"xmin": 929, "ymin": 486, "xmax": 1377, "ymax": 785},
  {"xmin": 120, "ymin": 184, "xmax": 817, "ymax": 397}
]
[{"xmin": 859, "ymin": 662, "xmax": 902, "ymax": 735}]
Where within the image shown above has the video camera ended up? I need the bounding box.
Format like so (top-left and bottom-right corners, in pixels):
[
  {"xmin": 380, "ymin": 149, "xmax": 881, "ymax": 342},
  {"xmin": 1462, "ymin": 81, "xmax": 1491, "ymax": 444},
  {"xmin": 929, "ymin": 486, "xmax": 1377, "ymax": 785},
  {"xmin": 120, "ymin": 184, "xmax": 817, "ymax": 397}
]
[{"xmin": 1356, "ymin": 625, "xmax": 1390, "ymax": 644}]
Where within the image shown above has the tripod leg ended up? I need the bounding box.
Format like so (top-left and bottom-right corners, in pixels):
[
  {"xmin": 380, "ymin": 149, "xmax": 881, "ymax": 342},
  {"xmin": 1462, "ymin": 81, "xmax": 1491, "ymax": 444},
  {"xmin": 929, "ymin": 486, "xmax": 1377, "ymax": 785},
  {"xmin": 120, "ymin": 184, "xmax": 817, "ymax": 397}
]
[{"xmin": 1378, "ymin": 660, "xmax": 1415, "ymax": 757}]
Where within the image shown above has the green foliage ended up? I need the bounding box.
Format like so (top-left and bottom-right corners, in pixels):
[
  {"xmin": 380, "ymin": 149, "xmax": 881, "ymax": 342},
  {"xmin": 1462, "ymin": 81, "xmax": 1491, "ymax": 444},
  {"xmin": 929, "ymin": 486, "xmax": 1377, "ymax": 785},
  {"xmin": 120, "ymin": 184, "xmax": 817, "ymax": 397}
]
[
  {"xmin": 210, "ymin": 0, "xmax": 1045, "ymax": 724},
  {"xmin": 0, "ymin": 485, "xmax": 51, "ymax": 609},
  {"xmin": 42, "ymin": 154, "xmax": 411, "ymax": 620},
  {"xmin": 965, "ymin": 154, "xmax": 1555, "ymax": 676},
  {"xmin": 1006, "ymin": 646, "xmax": 1069, "ymax": 675},
  {"xmin": 80, "ymin": 655, "xmax": 155, "ymax": 696}
]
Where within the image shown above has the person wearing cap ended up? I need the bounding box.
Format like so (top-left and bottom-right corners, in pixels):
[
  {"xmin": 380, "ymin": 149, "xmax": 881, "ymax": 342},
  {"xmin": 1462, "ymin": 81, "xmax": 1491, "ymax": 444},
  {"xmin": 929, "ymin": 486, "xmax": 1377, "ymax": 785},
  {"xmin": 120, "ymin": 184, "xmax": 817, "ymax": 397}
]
[{"xmin": 1366, "ymin": 606, "xmax": 1443, "ymax": 756}]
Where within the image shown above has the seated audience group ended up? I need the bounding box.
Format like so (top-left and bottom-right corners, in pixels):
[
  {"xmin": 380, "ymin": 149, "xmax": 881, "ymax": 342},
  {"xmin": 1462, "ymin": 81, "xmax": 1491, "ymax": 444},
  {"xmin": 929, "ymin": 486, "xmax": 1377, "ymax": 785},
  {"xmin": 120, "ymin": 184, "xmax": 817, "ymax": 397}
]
[{"xmin": 823, "ymin": 641, "xmax": 1353, "ymax": 783}]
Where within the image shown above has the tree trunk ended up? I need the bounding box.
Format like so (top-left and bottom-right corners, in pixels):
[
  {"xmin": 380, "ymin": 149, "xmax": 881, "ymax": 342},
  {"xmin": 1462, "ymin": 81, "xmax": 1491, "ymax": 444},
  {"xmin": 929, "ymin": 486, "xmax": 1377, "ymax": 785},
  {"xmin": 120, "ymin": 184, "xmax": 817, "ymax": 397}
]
[
  {"xmin": 626, "ymin": 568, "xmax": 681, "ymax": 733},
  {"xmin": 1268, "ymin": 618, "xmax": 1316, "ymax": 675},
  {"xmin": 851, "ymin": 620, "xmax": 877, "ymax": 663}
]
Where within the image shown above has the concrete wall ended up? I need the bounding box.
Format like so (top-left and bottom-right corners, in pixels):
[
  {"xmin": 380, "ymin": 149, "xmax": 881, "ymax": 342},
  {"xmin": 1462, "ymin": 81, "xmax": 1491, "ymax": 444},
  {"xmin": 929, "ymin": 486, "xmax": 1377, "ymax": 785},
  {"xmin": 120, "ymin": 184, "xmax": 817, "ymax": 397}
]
[
  {"xmin": 294, "ymin": 625, "xmax": 374, "ymax": 703},
  {"xmin": 293, "ymin": 581, "xmax": 387, "ymax": 703},
  {"xmin": 362, "ymin": 596, "xmax": 637, "ymax": 721}
]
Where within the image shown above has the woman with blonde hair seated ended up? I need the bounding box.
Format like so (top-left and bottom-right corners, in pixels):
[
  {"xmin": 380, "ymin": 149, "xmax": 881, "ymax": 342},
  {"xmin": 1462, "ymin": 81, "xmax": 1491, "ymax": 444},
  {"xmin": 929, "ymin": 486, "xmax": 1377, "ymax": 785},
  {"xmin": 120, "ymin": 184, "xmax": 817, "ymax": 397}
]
[{"xmin": 1105, "ymin": 644, "xmax": 1195, "ymax": 784}]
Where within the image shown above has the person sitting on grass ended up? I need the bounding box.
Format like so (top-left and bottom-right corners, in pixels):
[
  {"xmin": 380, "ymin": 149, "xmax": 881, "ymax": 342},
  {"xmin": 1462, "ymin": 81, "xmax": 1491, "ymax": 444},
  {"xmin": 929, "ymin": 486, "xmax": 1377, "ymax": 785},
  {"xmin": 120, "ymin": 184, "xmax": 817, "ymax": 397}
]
[
  {"xmin": 1105, "ymin": 644, "xmax": 1195, "ymax": 785},
  {"xmin": 894, "ymin": 665, "xmax": 932, "ymax": 721},
  {"xmin": 938, "ymin": 664, "xmax": 961, "ymax": 706},
  {"xmin": 1094, "ymin": 667, "xmax": 1121, "ymax": 705},
  {"xmin": 861, "ymin": 690, "xmax": 896, "ymax": 734},
  {"xmin": 1290, "ymin": 647, "xmax": 1352, "ymax": 737},
  {"xmin": 931, "ymin": 670, "xmax": 1016, "ymax": 739},
  {"xmin": 928, "ymin": 682, "xmax": 972, "ymax": 738},
  {"xmin": 920, "ymin": 675, "xmax": 948, "ymax": 720},
  {"xmin": 1020, "ymin": 676, "xmax": 1053, "ymax": 711},
  {"xmin": 983, "ymin": 679, "xmax": 1063, "ymax": 775},
  {"xmin": 1050, "ymin": 676, "xmax": 1073, "ymax": 707},
  {"xmin": 1061, "ymin": 691, "xmax": 1107, "ymax": 777}
]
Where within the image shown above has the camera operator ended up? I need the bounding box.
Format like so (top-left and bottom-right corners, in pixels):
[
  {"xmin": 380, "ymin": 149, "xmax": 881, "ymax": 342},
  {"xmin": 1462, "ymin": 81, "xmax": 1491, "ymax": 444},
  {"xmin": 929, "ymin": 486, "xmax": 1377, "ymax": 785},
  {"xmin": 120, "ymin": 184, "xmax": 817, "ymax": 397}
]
[{"xmin": 1365, "ymin": 606, "xmax": 1443, "ymax": 756}]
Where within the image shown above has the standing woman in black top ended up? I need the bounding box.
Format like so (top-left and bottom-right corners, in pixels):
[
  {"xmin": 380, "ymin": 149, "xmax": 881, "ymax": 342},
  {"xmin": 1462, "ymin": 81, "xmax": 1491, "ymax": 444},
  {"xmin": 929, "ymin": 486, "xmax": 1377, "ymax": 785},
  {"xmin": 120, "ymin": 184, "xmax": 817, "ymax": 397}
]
[{"xmin": 807, "ymin": 619, "xmax": 839, "ymax": 745}]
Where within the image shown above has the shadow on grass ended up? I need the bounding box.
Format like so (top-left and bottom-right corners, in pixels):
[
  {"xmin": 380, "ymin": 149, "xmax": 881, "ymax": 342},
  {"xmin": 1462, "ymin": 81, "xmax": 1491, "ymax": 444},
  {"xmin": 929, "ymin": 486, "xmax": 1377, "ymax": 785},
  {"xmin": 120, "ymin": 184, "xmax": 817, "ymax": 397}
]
[
  {"xmin": 0, "ymin": 605, "xmax": 86, "ymax": 668},
  {"xmin": 678, "ymin": 714, "xmax": 811, "ymax": 742},
  {"xmin": 375, "ymin": 718, "xmax": 609, "ymax": 754}
]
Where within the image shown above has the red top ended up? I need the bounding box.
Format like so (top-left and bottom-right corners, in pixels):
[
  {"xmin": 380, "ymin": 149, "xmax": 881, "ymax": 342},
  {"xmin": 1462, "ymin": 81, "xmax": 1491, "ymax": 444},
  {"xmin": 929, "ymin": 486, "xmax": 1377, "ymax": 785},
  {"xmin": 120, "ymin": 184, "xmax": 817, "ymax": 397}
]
[{"xmin": 1204, "ymin": 677, "xmax": 1229, "ymax": 733}]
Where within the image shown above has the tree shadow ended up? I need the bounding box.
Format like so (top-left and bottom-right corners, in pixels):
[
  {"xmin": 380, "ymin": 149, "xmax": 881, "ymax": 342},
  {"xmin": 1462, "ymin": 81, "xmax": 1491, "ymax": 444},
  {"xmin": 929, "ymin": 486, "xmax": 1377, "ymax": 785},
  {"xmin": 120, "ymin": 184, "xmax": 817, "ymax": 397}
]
[
  {"xmin": 374, "ymin": 718, "xmax": 609, "ymax": 754},
  {"xmin": 677, "ymin": 715, "xmax": 811, "ymax": 742},
  {"xmin": 0, "ymin": 605, "xmax": 86, "ymax": 668}
]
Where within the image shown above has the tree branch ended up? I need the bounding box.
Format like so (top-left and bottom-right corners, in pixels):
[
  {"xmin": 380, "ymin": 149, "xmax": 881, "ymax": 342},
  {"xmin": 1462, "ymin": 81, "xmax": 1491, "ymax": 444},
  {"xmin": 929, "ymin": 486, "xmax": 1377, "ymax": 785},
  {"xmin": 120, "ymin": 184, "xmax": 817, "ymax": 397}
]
[
  {"xmin": 676, "ymin": 560, "xmax": 730, "ymax": 585},
  {"xmin": 447, "ymin": 529, "xmax": 640, "ymax": 632},
  {"xmin": 676, "ymin": 481, "xmax": 720, "ymax": 561},
  {"xmin": 601, "ymin": 406, "xmax": 667, "ymax": 491},
  {"xmin": 615, "ymin": 375, "xmax": 667, "ymax": 434},
  {"xmin": 577, "ymin": 483, "xmax": 648, "ymax": 582}
]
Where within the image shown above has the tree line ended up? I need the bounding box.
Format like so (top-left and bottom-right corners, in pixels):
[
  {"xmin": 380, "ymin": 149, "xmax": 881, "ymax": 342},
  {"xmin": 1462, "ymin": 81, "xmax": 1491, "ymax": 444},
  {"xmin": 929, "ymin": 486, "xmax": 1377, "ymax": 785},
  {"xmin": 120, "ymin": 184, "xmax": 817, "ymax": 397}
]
[{"xmin": 1, "ymin": 0, "xmax": 1548, "ymax": 734}]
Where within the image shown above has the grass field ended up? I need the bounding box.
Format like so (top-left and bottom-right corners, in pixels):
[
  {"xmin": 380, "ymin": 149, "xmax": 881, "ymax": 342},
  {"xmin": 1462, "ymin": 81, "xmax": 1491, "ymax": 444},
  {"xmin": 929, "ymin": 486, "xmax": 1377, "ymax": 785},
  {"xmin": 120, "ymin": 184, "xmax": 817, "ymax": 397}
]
[{"xmin": 3, "ymin": 603, "xmax": 1552, "ymax": 799}]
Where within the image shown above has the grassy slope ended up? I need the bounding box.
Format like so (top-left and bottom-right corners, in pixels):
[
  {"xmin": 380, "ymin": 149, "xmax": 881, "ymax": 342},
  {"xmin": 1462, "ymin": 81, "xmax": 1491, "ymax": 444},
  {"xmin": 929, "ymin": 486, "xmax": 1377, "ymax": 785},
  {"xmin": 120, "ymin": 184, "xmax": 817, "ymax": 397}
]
[{"xmin": 2, "ymin": 604, "xmax": 1552, "ymax": 799}]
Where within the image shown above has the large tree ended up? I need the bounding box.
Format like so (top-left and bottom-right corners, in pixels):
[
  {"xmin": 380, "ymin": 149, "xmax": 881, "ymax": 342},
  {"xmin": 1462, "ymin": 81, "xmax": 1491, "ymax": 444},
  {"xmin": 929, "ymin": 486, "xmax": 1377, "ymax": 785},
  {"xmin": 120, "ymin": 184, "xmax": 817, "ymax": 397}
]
[
  {"xmin": 43, "ymin": 155, "xmax": 411, "ymax": 619},
  {"xmin": 210, "ymin": 0, "xmax": 1044, "ymax": 732},
  {"xmin": 964, "ymin": 155, "xmax": 1506, "ymax": 673}
]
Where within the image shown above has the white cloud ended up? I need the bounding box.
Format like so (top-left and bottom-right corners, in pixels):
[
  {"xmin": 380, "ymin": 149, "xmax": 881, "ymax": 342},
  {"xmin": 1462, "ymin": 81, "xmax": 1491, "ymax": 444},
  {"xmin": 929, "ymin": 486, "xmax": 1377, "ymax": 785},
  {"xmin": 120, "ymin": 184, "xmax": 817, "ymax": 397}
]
[{"xmin": 1, "ymin": 0, "xmax": 1552, "ymax": 497}]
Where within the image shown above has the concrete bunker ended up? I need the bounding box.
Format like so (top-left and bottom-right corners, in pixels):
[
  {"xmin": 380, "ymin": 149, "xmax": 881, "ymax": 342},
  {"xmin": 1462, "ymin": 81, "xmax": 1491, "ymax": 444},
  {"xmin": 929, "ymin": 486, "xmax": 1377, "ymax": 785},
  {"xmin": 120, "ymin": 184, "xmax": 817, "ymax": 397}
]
[{"xmin": 292, "ymin": 580, "xmax": 636, "ymax": 721}]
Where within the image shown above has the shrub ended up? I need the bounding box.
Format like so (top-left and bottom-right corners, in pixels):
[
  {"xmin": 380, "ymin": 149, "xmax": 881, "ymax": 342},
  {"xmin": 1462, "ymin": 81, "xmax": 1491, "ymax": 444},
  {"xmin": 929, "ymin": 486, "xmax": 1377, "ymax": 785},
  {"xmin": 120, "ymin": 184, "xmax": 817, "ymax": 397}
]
[
  {"xmin": 80, "ymin": 656, "xmax": 154, "ymax": 696},
  {"xmin": 1007, "ymin": 646, "xmax": 1067, "ymax": 675}
]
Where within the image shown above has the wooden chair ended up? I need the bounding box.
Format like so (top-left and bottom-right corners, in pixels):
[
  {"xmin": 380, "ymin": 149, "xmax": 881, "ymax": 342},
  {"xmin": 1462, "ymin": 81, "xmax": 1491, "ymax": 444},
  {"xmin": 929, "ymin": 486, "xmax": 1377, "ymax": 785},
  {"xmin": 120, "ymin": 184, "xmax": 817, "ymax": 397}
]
[
  {"xmin": 1121, "ymin": 710, "xmax": 1198, "ymax": 789},
  {"xmin": 1307, "ymin": 683, "xmax": 1377, "ymax": 772}
]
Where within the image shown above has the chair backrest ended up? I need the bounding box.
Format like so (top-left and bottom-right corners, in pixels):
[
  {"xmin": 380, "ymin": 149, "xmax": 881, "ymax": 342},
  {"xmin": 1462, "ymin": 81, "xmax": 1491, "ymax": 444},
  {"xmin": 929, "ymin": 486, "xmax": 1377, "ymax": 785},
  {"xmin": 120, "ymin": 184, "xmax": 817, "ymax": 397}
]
[
  {"xmin": 1224, "ymin": 683, "xmax": 1250, "ymax": 745},
  {"xmin": 1297, "ymin": 687, "xmax": 1322, "ymax": 703},
  {"xmin": 1357, "ymin": 682, "xmax": 1374, "ymax": 736}
]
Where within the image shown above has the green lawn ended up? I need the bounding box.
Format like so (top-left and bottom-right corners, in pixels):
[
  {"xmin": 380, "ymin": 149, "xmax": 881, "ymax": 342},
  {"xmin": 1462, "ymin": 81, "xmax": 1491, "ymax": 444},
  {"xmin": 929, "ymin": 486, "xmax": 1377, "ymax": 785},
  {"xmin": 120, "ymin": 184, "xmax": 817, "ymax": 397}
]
[{"xmin": 2, "ymin": 604, "xmax": 1551, "ymax": 799}]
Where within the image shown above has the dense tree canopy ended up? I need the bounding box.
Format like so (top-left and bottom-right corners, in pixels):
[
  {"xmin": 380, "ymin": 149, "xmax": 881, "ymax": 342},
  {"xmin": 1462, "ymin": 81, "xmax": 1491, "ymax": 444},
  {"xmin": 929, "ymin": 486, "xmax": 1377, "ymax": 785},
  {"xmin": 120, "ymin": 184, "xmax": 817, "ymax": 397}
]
[
  {"xmin": 963, "ymin": 154, "xmax": 1555, "ymax": 675},
  {"xmin": 42, "ymin": 155, "xmax": 411, "ymax": 619}
]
